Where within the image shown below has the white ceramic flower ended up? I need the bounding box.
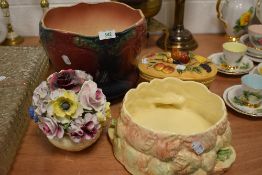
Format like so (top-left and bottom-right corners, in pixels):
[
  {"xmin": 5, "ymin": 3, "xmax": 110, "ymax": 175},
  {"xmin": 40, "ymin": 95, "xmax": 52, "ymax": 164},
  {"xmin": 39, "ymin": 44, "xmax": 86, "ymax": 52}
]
[
  {"xmin": 68, "ymin": 113, "xmax": 100, "ymax": 143},
  {"xmin": 38, "ymin": 117, "xmax": 64, "ymax": 139},
  {"xmin": 75, "ymin": 70, "xmax": 93, "ymax": 83},
  {"xmin": 78, "ymin": 80, "xmax": 106, "ymax": 111},
  {"xmin": 32, "ymin": 81, "xmax": 50, "ymax": 116},
  {"xmin": 47, "ymin": 89, "xmax": 83, "ymax": 124}
]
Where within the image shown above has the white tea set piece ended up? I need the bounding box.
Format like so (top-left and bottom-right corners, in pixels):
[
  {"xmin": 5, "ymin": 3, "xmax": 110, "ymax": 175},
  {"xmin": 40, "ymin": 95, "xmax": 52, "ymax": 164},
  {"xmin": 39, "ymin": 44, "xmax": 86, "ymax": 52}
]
[
  {"xmin": 239, "ymin": 74, "xmax": 262, "ymax": 107},
  {"xmin": 208, "ymin": 52, "xmax": 254, "ymax": 75},
  {"xmin": 239, "ymin": 34, "xmax": 262, "ymax": 58},
  {"xmin": 248, "ymin": 24, "xmax": 262, "ymax": 50},
  {"xmin": 216, "ymin": 0, "xmax": 255, "ymax": 41},
  {"xmin": 224, "ymin": 85, "xmax": 262, "ymax": 117},
  {"xmin": 222, "ymin": 42, "xmax": 247, "ymax": 69}
]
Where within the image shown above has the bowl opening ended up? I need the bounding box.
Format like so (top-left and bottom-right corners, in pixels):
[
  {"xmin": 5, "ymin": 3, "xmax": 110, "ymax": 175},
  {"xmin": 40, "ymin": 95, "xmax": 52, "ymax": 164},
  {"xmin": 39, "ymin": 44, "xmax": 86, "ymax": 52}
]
[
  {"xmin": 43, "ymin": 2, "xmax": 144, "ymax": 36},
  {"xmin": 223, "ymin": 42, "xmax": 247, "ymax": 53},
  {"xmin": 241, "ymin": 74, "xmax": 262, "ymax": 90},
  {"xmin": 124, "ymin": 78, "xmax": 226, "ymax": 135},
  {"xmin": 248, "ymin": 24, "xmax": 262, "ymax": 35}
]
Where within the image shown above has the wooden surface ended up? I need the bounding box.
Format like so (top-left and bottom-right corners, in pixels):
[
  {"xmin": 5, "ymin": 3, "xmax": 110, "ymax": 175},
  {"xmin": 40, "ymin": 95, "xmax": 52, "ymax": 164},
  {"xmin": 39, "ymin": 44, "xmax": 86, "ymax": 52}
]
[{"xmin": 9, "ymin": 34, "xmax": 262, "ymax": 175}]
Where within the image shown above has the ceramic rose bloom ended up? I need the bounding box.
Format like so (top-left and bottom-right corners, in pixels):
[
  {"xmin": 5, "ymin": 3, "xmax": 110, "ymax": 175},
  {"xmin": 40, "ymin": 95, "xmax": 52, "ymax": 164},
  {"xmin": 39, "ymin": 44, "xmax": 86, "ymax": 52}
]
[
  {"xmin": 29, "ymin": 69, "xmax": 111, "ymax": 149},
  {"xmin": 47, "ymin": 69, "xmax": 91, "ymax": 93},
  {"xmin": 79, "ymin": 80, "xmax": 106, "ymax": 111},
  {"xmin": 38, "ymin": 117, "xmax": 64, "ymax": 139},
  {"xmin": 68, "ymin": 113, "xmax": 100, "ymax": 143}
]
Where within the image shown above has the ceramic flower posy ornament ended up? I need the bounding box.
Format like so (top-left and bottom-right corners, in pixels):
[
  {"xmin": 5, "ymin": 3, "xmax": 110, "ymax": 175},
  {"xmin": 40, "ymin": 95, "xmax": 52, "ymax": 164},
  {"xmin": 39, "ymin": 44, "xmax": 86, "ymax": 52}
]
[{"xmin": 29, "ymin": 69, "xmax": 110, "ymax": 151}]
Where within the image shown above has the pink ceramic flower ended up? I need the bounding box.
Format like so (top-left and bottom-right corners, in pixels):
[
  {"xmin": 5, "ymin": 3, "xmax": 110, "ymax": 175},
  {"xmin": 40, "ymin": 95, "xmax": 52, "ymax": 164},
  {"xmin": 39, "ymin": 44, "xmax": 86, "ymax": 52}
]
[
  {"xmin": 68, "ymin": 113, "xmax": 100, "ymax": 143},
  {"xmin": 47, "ymin": 69, "xmax": 83, "ymax": 92},
  {"xmin": 38, "ymin": 117, "xmax": 64, "ymax": 139},
  {"xmin": 78, "ymin": 80, "xmax": 106, "ymax": 111},
  {"xmin": 258, "ymin": 38, "xmax": 262, "ymax": 45}
]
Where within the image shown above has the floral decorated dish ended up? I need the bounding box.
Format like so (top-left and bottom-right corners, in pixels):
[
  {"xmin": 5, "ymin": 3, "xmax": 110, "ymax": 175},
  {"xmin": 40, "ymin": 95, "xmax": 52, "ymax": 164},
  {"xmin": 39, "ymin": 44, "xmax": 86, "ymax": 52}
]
[
  {"xmin": 138, "ymin": 50, "xmax": 217, "ymax": 87},
  {"xmin": 223, "ymin": 85, "xmax": 262, "ymax": 117},
  {"xmin": 29, "ymin": 69, "xmax": 111, "ymax": 151},
  {"xmin": 108, "ymin": 77, "xmax": 235, "ymax": 175},
  {"xmin": 240, "ymin": 34, "xmax": 262, "ymax": 57},
  {"xmin": 208, "ymin": 52, "xmax": 254, "ymax": 75}
]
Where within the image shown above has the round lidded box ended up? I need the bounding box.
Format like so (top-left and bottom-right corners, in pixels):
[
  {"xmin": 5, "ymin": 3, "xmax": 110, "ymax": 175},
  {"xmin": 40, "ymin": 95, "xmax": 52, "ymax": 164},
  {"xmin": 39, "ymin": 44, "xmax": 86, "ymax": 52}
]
[
  {"xmin": 138, "ymin": 51, "xmax": 217, "ymax": 87},
  {"xmin": 108, "ymin": 77, "xmax": 235, "ymax": 175}
]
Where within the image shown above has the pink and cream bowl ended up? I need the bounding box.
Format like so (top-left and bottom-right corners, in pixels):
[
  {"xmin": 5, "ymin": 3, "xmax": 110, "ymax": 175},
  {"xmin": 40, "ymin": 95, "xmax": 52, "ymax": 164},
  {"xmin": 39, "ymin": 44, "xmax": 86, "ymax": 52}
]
[{"xmin": 108, "ymin": 77, "xmax": 236, "ymax": 175}]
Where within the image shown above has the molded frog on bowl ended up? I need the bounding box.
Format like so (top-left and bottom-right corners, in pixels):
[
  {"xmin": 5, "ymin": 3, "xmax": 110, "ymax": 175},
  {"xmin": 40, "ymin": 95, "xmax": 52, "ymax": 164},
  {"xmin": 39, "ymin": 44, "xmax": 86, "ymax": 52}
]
[
  {"xmin": 39, "ymin": 2, "xmax": 146, "ymax": 100},
  {"xmin": 108, "ymin": 77, "xmax": 236, "ymax": 175}
]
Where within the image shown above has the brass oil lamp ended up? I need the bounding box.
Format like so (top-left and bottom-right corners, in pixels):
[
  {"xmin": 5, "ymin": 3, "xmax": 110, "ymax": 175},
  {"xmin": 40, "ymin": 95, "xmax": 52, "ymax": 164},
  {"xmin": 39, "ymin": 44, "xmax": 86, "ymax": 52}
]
[{"xmin": 157, "ymin": 0, "xmax": 198, "ymax": 51}]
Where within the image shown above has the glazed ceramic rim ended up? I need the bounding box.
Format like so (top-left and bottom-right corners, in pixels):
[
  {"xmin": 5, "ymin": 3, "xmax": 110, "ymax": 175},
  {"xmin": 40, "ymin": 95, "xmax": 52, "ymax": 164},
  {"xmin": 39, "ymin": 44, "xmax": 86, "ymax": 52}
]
[
  {"xmin": 248, "ymin": 24, "xmax": 262, "ymax": 35},
  {"xmin": 122, "ymin": 77, "xmax": 228, "ymax": 136},
  {"xmin": 41, "ymin": 1, "xmax": 145, "ymax": 37},
  {"xmin": 241, "ymin": 74, "xmax": 262, "ymax": 90},
  {"xmin": 240, "ymin": 34, "xmax": 262, "ymax": 52},
  {"xmin": 139, "ymin": 72, "xmax": 216, "ymax": 86}
]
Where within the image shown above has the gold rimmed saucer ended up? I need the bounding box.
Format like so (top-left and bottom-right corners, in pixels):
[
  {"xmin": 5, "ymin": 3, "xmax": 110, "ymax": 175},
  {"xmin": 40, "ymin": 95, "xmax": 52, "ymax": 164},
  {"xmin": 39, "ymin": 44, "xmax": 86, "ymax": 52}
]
[
  {"xmin": 223, "ymin": 85, "xmax": 262, "ymax": 117},
  {"xmin": 208, "ymin": 52, "xmax": 254, "ymax": 75},
  {"xmin": 240, "ymin": 34, "xmax": 262, "ymax": 57},
  {"xmin": 220, "ymin": 64, "xmax": 238, "ymax": 71}
]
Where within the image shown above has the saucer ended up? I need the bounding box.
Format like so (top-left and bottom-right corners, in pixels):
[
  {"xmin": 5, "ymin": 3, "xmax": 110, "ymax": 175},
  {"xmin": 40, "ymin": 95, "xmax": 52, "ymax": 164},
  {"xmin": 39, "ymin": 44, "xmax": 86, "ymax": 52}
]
[
  {"xmin": 223, "ymin": 85, "xmax": 262, "ymax": 117},
  {"xmin": 208, "ymin": 52, "xmax": 254, "ymax": 75},
  {"xmin": 246, "ymin": 53, "xmax": 262, "ymax": 63},
  {"xmin": 249, "ymin": 66, "xmax": 262, "ymax": 75},
  {"xmin": 240, "ymin": 34, "xmax": 262, "ymax": 57}
]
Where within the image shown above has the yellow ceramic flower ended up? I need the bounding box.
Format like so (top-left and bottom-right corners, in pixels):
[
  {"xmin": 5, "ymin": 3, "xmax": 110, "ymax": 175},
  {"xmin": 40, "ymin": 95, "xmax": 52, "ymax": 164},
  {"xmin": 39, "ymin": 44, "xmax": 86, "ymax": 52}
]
[
  {"xmin": 240, "ymin": 11, "xmax": 251, "ymax": 26},
  {"xmin": 97, "ymin": 112, "xmax": 105, "ymax": 123},
  {"xmin": 97, "ymin": 102, "xmax": 111, "ymax": 126},
  {"xmin": 105, "ymin": 102, "xmax": 111, "ymax": 119},
  {"xmin": 47, "ymin": 89, "xmax": 83, "ymax": 123}
]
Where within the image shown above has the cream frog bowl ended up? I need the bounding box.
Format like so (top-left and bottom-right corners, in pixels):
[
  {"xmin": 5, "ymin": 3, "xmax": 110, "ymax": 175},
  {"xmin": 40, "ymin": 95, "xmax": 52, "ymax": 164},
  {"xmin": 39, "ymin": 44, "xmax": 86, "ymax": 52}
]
[{"xmin": 108, "ymin": 77, "xmax": 236, "ymax": 175}]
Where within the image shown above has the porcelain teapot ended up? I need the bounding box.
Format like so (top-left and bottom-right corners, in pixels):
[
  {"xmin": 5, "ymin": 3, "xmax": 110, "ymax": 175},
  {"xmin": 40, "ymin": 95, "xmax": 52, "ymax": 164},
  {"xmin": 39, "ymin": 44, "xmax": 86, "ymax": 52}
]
[
  {"xmin": 216, "ymin": 0, "xmax": 256, "ymax": 41},
  {"xmin": 257, "ymin": 0, "xmax": 262, "ymax": 23}
]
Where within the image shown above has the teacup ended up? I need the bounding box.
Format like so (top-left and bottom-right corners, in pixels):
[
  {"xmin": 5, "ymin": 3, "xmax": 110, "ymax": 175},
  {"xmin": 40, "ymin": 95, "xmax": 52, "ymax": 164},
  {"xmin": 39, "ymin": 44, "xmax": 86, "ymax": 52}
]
[
  {"xmin": 248, "ymin": 25, "xmax": 262, "ymax": 49},
  {"xmin": 240, "ymin": 74, "xmax": 262, "ymax": 107},
  {"xmin": 222, "ymin": 42, "xmax": 247, "ymax": 69}
]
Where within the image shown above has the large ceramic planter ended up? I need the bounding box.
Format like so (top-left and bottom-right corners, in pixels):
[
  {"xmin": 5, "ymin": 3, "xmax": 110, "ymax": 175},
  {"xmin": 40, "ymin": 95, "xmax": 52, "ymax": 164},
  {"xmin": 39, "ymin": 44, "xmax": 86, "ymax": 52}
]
[
  {"xmin": 108, "ymin": 78, "xmax": 236, "ymax": 175},
  {"xmin": 40, "ymin": 2, "xmax": 146, "ymax": 99}
]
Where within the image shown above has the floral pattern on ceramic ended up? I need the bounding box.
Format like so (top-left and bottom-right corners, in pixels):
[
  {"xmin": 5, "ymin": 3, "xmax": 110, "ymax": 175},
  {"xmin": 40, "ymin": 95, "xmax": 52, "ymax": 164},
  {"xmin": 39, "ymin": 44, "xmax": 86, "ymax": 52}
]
[
  {"xmin": 29, "ymin": 69, "xmax": 111, "ymax": 151},
  {"xmin": 108, "ymin": 78, "xmax": 236, "ymax": 175},
  {"xmin": 216, "ymin": 0, "xmax": 255, "ymax": 40},
  {"xmin": 208, "ymin": 52, "xmax": 254, "ymax": 75},
  {"xmin": 226, "ymin": 85, "xmax": 262, "ymax": 116},
  {"xmin": 219, "ymin": 55, "xmax": 250, "ymax": 70},
  {"xmin": 233, "ymin": 7, "xmax": 254, "ymax": 34},
  {"xmin": 250, "ymin": 36, "xmax": 262, "ymax": 47},
  {"xmin": 233, "ymin": 90, "xmax": 262, "ymax": 108}
]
